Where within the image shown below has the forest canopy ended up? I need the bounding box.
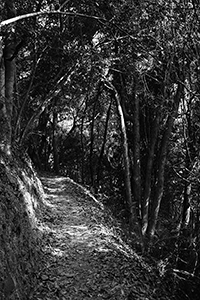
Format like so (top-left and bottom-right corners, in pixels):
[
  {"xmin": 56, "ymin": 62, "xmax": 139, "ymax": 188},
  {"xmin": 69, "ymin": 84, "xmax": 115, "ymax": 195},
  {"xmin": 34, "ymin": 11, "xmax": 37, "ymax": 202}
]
[{"xmin": 0, "ymin": 0, "xmax": 200, "ymax": 298}]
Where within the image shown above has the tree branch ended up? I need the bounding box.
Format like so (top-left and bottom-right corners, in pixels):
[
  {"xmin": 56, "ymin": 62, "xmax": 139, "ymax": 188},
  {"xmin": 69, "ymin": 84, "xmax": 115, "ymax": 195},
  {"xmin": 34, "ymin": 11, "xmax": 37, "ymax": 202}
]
[{"xmin": 0, "ymin": 10, "xmax": 106, "ymax": 29}]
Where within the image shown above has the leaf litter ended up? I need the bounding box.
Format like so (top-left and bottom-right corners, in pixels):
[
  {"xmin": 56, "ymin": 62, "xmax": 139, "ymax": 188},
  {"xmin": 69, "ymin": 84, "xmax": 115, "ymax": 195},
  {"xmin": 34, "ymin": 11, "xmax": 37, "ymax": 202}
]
[{"xmin": 30, "ymin": 175, "xmax": 171, "ymax": 300}]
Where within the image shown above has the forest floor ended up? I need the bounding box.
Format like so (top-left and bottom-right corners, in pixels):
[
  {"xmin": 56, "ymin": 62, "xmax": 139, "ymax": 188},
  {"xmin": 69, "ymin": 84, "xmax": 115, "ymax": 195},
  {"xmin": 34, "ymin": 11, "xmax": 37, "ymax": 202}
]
[{"xmin": 30, "ymin": 174, "xmax": 171, "ymax": 300}]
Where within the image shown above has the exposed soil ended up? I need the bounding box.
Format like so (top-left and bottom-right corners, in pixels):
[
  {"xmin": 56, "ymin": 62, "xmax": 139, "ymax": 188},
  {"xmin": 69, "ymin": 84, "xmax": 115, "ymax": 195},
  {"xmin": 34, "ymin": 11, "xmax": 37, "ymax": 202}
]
[{"xmin": 30, "ymin": 175, "xmax": 171, "ymax": 300}]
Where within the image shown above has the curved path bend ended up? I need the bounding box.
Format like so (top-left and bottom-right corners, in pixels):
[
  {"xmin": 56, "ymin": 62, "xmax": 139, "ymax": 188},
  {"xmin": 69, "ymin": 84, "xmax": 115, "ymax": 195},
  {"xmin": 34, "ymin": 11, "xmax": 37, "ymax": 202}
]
[{"xmin": 30, "ymin": 175, "xmax": 169, "ymax": 300}]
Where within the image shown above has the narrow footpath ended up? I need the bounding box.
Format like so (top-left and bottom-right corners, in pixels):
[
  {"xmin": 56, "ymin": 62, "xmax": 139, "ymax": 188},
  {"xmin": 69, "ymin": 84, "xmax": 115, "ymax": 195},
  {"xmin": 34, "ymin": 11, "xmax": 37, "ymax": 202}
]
[{"xmin": 30, "ymin": 175, "xmax": 170, "ymax": 300}]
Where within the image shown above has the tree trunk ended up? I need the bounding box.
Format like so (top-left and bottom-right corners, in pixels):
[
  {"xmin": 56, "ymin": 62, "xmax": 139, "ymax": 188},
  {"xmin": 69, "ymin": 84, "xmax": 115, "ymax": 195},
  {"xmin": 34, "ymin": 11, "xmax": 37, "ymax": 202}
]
[
  {"xmin": 89, "ymin": 83, "xmax": 101, "ymax": 187},
  {"xmin": 142, "ymin": 114, "xmax": 159, "ymax": 235},
  {"xmin": 96, "ymin": 98, "xmax": 112, "ymax": 192},
  {"xmin": 0, "ymin": 38, "xmax": 9, "ymax": 154},
  {"xmin": 146, "ymin": 82, "xmax": 184, "ymax": 241},
  {"xmin": 146, "ymin": 121, "xmax": 170, "ymax": 240},
  {"xmin": 52, "ymin": 100, "xmax": 59, "ymax": 174},
  {"xmin": 112, "ymin": 86, "xmax": 135, "ymax": 228},
  {"xmin": 89, "ymin": 101, "xmax": 97, "ymax": 187},
  {"xmin": 181, "ymin": 182, "xmax": 192, "ymax": 229},
  {"xmin": 19, "ymin": 65, "xmax": 76, "ymax": 144},
  {"xmin": 4, "ymin": 40, "xmax": 15, "ymax": 144},
  {"xmin": 132, "ymin": 93, "xmax": 142, "ymax": 223},
  {"xmin": 80, "ymin": 113, "xmax": 85, "ymax": 184},
  {"xmin": 0, "ymin": 0, "xmax": 16, "ymax": 155},
  {"xmin": 14, "ymin": 53, "xmax": 38, "ymax": 140}
]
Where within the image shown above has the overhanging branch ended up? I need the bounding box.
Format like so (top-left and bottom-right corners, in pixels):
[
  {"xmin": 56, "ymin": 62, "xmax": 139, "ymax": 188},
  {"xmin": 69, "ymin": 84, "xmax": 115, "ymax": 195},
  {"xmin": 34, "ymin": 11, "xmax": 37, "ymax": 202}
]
[{"xmin": 0, "ymin": 10, "xmax": 106, "ymax": 29}]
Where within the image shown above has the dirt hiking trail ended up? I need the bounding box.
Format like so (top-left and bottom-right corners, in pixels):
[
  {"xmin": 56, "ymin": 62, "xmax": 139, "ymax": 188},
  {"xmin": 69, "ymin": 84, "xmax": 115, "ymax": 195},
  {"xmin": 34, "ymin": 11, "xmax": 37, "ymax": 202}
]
[{"xmin": 30, "ymin": 175, "xmax": 170, "ymax": 300}]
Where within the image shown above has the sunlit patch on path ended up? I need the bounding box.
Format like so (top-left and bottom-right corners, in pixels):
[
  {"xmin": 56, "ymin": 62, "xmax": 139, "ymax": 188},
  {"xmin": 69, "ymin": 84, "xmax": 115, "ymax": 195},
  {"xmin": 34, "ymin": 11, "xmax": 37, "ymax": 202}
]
[{"xmin": 30, "ymin": 175, "xmax": 169, "ymax": 300}]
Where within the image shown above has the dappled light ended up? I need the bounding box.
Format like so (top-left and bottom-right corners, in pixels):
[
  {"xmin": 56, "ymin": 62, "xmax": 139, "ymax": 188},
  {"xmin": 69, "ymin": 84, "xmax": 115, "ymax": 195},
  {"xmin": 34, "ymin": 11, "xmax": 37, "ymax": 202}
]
[
  {"xmin": 38, "ymin": 176, "xmax": 134, "ymax": 257},
  {"xmin": 30, "ymin": 175, "xmax": 167, "ymax": 300}
]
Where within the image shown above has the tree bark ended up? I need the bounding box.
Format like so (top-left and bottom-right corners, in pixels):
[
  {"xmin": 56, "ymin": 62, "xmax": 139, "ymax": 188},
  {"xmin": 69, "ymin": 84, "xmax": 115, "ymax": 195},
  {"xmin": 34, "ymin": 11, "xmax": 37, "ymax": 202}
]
[
  {"xmin": 14, "ymin": 53, "xmax": 38, "ymax": 140},
  {"xmin": 52, "ymin": 100, "xmax": 59, "ymax": 174},
  {"xmin": 0, "ymin": 38, "xmax": 10, "ymax": 154},
  {"xmin": 0, "ymin": 0, "xmax": 16, "ymax": 155},
  {"xmin": 80, "ymin": 110, "xmax": 86, "ymax": 184},
  {"xmin": 96, "ymin": 98, "xmax": 112, "ymax": 192},
  {"xmin": 89, "ymin": 83, "xmax": 101, "ymax": 187},
  {"xmin": 110, "ymin": 84, "xmax": 135, "ymax": 228},
  {"xmin": 89, "ymin": 101, "xmax": 97, "ymax": 186},
  {"xmin": 142, "ymin": 114, "xmax": 159, "ymax": 235},
  {"xmin": 4, "ymin": 39, "xmax": 15, "ymax": 141},
  {"xmin": 181, "ymin": 182, "xmax": 192, "ymax": 229},
  {"xmin": 146, "ymin": 82, "xmax": 184, "ymax": 241},
  {"xmin": 132, "ymin": 93, "xmax": 142, "ymax": 223}
]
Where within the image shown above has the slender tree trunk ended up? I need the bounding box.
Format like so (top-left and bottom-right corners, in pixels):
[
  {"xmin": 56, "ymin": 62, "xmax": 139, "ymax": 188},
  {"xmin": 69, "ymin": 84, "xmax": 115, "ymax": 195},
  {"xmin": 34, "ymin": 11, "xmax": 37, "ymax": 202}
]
[
  {"xmin": 80, "ymin": 93, "xmax": 89, "ymax": 184},
  {"xmin": 27, "ymin": 134, "xmax": 42, "ymax": 168},
  {"xmin": 132, "ymin": 93, "xmax": 142, "ymax": 223},
  {"xmin": 115, "ymin": 74, "xmax": 143, "ymax": 237},
  {"xmin": 104, "ymin": 79, "xmax": 139, "ymax": 229},
  {"xmin": 89, "ymin": 83, "xmax": 101, "ymax": 187},
  {"xmin": 19, "ymin": 65, "xmax": 76, "ymax": 144},
  {"xmin": 89, "ymin": 101, "xmax": 97, "ymax": 186},
  {"xmin": 14, "ymin": 53, "xmax": 38, "ymax": 140},
  {"xmin": 80, "ymin": 114, "xmax": 85, "ymax": 184},
  {"xmin": 52, "ymin": 100, "xmax": 59, "ymax": 174},
  {"xmin": 4, "ymin": 41, "xmax": 15, "ymax": 144},
  {"xmin": 0, "ymin": 0, "xmax": 16, "ymax": 155},
  {"xmin": 44, "ymin": 130, "xmax": 50, "ymax": 171},
  {"xmin": 177, "ymin": 182, "xmax": 192, "ymax": 272},
  {"xmin": 0, "ymin": 38, "xmax": 9, "ymax": 153},
  {"xmin": 179, "ymin": 97, "xmax": 194, "ymax": 231},
  {"xmin": 146, "ymin": 120, "xmax": 171, "ymax": 240},
  {"xmin": 146, "ymin": 82, "xmax": 184, "ymax": 241},
  {"xmin": 142, "ymin": 114, "xmax": 159, "ymax": 235},
  {"xmin": 111, "ymin": 85, "xmax": 135, "ymax": 228},
  {"xmin": 181, "ymin": 182, "xmax": 192, "ymax": 229},
  {"xmin": 96, "ymin": 98, "xmax": 112, "ymax": 192}
]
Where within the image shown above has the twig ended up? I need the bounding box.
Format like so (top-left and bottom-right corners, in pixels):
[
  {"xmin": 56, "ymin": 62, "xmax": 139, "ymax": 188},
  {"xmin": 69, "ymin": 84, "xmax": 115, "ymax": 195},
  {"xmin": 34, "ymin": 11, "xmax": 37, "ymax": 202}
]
[{"xmin": 173, "ymin": 268, "xmax": 200, "ymax": 280}]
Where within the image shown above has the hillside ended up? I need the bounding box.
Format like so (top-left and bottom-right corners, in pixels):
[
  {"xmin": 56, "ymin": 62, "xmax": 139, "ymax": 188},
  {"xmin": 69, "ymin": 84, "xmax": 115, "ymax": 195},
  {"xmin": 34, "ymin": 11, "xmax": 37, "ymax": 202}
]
[{"xmin": 0, "ymin": 150, "xmax": 44, "ymax": 300}]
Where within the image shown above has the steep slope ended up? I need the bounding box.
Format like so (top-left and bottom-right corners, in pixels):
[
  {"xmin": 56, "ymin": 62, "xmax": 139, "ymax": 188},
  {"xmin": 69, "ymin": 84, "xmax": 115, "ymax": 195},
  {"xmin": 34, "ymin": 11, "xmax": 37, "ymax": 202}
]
[
  {"xmin": 30, "ymin": 175, "xmax": 172, "ymax": 300},
  {"xmin": 0, "ymin": 150, "xmax": 44, "ymax": 300}
]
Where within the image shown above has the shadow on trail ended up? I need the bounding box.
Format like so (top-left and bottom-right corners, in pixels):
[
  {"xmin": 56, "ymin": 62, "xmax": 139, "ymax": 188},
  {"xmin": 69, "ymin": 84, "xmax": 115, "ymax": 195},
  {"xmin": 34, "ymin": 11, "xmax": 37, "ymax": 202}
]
[{"xmin": 30, "ymin": 175, "xmax": 170, "ymax": 300}]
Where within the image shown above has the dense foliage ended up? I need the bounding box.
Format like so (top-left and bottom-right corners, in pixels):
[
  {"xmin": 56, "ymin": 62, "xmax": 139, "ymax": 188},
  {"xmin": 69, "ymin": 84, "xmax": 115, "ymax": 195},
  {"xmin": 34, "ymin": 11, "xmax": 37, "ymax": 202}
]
[{"xmin": 1, "ymin": 0, "xmax": 200, "ymax": 299}]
